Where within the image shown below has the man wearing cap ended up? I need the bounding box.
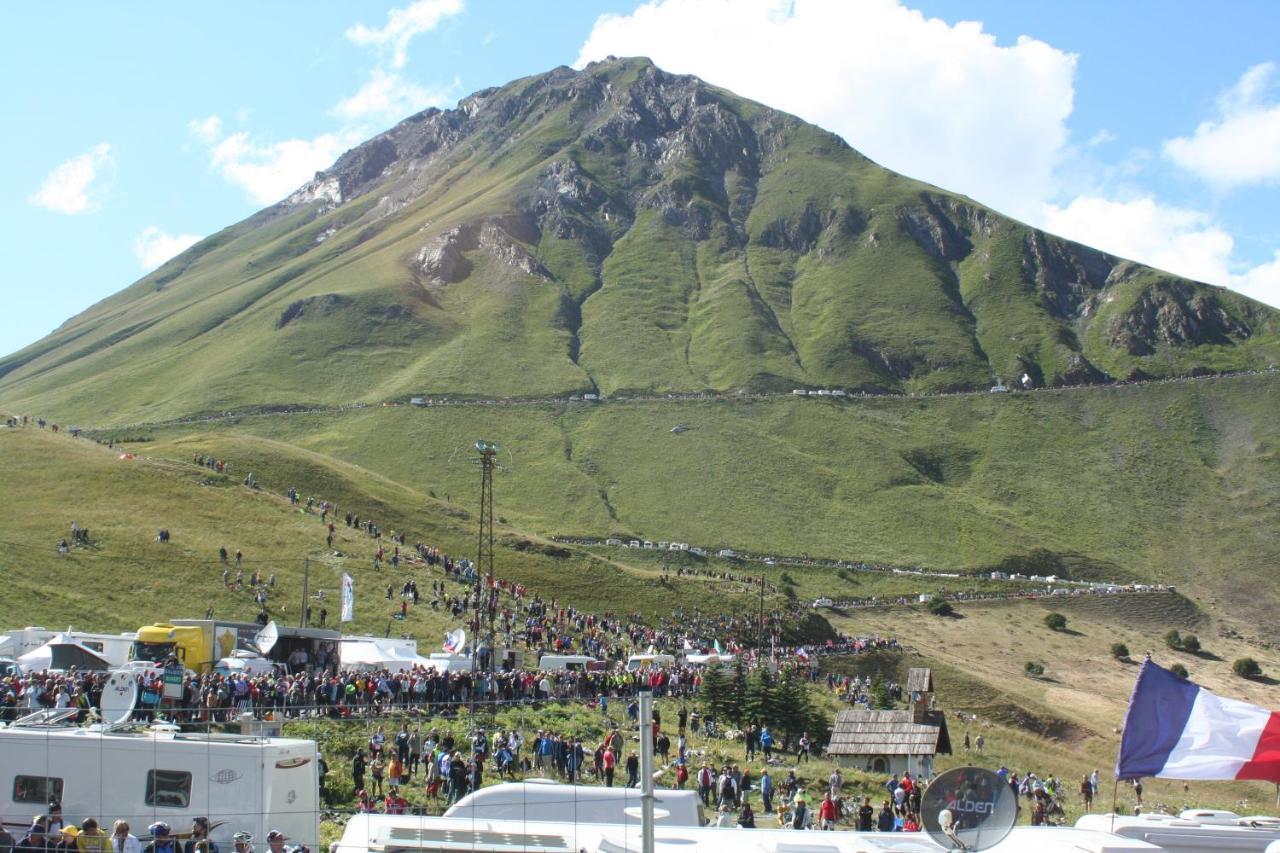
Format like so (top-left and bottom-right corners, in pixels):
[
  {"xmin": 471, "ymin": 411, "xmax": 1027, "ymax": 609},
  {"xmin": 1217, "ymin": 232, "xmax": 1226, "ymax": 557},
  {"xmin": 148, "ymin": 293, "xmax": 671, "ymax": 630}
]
[
  {"xmin": 183, "ymin": 820, "xmax": 217, "ymax": 853},
  {"xmin": 231, "ymin": 833, "xmax": 252, "ymax": 853},
  {"xmin": 17, "ymin": 816, "xmax": 52, "ymax": 853},
  {"xmin": 45, "ymin": 804, "xmax": 65, "ymax": 837},
  {"xmin": 142, "ymin": 824, "xmax": 175, "ymax": 853},
  {"xmin": 265, "ymin": 831, "xmax": 304, "ymax": 853}
]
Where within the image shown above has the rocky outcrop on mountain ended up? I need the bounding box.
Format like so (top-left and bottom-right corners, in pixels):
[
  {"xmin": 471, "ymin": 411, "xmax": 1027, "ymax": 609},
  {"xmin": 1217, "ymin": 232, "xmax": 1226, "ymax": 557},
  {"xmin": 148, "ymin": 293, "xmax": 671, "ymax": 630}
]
[
  {"xmin": 416, "ymin": 219, "xmax": 550, "ymax": 285},
  {"xmin": 275, "ymin": 294, "xmax": 350, "ymax": 329},
  {"xmin": 1108, "ymin": 281, "xmax": 1252, "ymax": 355}
]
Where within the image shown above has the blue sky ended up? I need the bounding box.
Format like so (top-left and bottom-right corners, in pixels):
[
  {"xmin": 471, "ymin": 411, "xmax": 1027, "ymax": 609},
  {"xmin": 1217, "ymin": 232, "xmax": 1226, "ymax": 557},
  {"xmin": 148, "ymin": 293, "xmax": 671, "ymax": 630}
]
[{"xmin": 5, "ymin": 0, "xmax": 1280, "ymax": 356}]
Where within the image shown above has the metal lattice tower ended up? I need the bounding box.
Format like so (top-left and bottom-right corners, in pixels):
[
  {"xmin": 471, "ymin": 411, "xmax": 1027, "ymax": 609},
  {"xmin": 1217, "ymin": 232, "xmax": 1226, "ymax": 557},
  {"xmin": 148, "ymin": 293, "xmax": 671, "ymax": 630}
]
[{"xmin": 474, "ymin": 439, "xmax": 499, "ymax": 670}]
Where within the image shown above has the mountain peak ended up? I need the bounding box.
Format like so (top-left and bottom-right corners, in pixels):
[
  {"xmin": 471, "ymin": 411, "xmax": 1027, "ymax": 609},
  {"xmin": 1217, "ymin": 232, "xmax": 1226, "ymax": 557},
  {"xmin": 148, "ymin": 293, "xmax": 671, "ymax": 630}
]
[{"xmin": 1, "ymin": 60, "xmax": 1276, "ymax": 423}]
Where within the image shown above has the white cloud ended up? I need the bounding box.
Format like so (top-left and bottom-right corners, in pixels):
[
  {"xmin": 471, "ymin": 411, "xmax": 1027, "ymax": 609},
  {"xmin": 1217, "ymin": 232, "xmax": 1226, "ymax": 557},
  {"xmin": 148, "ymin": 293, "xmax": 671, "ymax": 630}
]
[
  {"xmin": 576, "ymin": 0, "xmax": 1077, "ymax": 219},
  {"xmin": 29, "ymin": 143, "xmax": 113, "ymax": 214},
  {"xmin": 346, "ymin": 0, "xmax": 463, "ymax": 70},
  {"xmin": 1165, "ymin": 62, "xmax": 1280, "ymax": 189},
  {"xmin": 208, "ymin": 131, "xmax": 357, "ymax": 205},
  {"xmin": 133, "ymin": 226, "xmax": 204, "ymax": 271},
  {"xmin": 1087, "ymin": 128, "xmax": 1116, "ymax": 147},
  {"xmin": 330, "ymin": 69, "xmax": 458, "ymax": 123},
  {"xmin": 1042, "ymin": 195, "xmax": 1280, "ymax": 308},
  {"xmin": 187, "ymin": 115, "xmax": 223, "ymax": 144}
]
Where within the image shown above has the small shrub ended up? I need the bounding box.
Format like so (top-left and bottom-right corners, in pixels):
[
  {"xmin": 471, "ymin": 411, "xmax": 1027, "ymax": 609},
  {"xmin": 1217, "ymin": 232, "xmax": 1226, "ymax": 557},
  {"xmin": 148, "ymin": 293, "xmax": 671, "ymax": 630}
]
[
  {"xmin": 1044, "ymin": 612, "xmax": 1067, "ymax": 631},
  {"xmin": 1180, "ymin": 634, "xmax": 1201, "ymax": 654},
  {"xmin": 780, "ymin": 572, "xmax": 796, "ymax": 585},
  {"xmin": 781, "ymin": 584, "xmax": 797, "ymax": 602},
  {"xmin": 1110, "ymin": 642, "xmax": 1130, "ymax": 659},
  {"xmin": 1164, "ymin": 629, "xmax": 1183, "ymax": 650},
  {"xmin": 1025, "ymin": 661, "xmax": 1045, "ymax": 676},
  {"xmin": 1170, "ymin": 663, "xmax": 1189, "ymax": 679},
  {"xmin": 1234, "ymin": 658, "xmax": 1263, "ymax": 679},
  {"xmin": 928, "ymin": 598, "xmax": 954, "ymax": 617}
]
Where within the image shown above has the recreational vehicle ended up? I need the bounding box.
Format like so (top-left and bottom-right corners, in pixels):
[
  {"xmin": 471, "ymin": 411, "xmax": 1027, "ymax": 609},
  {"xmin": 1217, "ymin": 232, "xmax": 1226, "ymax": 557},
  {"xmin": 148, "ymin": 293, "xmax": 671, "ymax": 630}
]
[
  {"xmin": 537, "ymin": 654, "xmax": 600, "ymax": 672},
  {"xmin": 624, "ymin": 653, "xmax": 676, "ymax": 672},
  {"xmin": 1077, "ymin": 810, "xmax": 1280, "ymax": 852},
  {"xmin": 0, "ymin": 627, "xmax": 136, "ymax": 667},
  {"xmin": 0, "ymin": 723, "xmax": 319, "ymax": 850},
  {"xmin": 443, "ymin": 781, "xmax": 703, "ymax": 826},
  {"xmin": 335, "ymin": 813, "xmax": 1163, "ymax": 853}
]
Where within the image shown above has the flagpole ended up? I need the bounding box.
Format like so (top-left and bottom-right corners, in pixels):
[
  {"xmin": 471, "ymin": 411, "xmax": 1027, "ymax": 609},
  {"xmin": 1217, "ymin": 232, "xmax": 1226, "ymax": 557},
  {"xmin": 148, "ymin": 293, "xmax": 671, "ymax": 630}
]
[{"xmin": 1109, "ymin": 776, "xmax": 1119, "ymax": 833}]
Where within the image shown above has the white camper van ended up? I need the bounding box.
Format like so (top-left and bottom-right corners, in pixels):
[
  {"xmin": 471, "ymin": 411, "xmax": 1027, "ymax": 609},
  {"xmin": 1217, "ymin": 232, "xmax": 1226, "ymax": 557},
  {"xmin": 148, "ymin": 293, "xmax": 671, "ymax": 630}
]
[
  {"xmin": 0, "ymin": 723, "xmax": 319, "ymax": 849},
  {"xmin": 625, "ymin": 653, "xmax": 676, "ymax": 672},
  {"xmin": 444, "ymin": 781, "xmax": 704, "ymax": 826},
  {"xmin": 537, "ymin": 654, "xmax": 600, "ymax": 672}
]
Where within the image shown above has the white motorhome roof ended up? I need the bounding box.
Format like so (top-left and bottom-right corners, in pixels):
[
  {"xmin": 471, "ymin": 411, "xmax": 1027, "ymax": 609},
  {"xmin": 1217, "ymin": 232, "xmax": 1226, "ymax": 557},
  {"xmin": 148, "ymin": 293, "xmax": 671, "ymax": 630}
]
[
  {"xmin": 1077, "ymin": 811, "xmax": 1280, "ymax": 851},
  {"xmin": 444, "ymin": 782, "xmax": 702, "ymax": 826},
  {"xmin": 337, "ymin": 814, "xmax": 1159, "ymax": 853}
]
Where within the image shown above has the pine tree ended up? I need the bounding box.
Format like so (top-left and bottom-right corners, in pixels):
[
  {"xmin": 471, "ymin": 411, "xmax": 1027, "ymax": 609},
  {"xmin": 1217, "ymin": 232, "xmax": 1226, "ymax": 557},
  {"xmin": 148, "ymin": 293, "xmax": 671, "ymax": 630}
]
[
  {"xmin": 744, "ymin": 666, "xmax": 773, "ymax": 725},
  {"xmin": 726, "ymin": 657, "xmax": 751, "ymax": 727}
]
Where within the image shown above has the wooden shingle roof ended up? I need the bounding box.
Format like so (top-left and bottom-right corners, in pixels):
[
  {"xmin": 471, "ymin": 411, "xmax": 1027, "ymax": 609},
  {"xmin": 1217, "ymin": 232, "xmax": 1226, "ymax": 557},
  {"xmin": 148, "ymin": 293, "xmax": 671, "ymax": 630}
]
[
  {"xmin": 906, "ymin": 667, "xmax": 933, "ymax": 694},
  {"xmin": 827, "ymin": 708, "xmax": 951, "ymax": 756}
]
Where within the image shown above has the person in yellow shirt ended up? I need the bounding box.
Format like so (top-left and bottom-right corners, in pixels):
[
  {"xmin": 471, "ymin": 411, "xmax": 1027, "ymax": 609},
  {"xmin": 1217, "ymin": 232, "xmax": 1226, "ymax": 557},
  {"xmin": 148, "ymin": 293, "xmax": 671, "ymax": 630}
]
[{"xmin": 77, "ymin": 819, "xmax": 111, "ymax": 853}]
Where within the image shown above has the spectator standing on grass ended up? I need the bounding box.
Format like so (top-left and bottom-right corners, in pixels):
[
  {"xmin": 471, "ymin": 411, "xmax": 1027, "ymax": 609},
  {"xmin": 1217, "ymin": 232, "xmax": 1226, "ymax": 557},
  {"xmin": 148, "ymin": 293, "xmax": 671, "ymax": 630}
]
[
  {"xmin": 857, "ymin": 797, "xmax": 874, "ymax": 831},
  {"xmin": 819, "ymin": 792, "xmax": 838, "ymax": 830},
  {"xmin": 1081, "ymin": 775, "xmax": 1093, "ymax": 811}
]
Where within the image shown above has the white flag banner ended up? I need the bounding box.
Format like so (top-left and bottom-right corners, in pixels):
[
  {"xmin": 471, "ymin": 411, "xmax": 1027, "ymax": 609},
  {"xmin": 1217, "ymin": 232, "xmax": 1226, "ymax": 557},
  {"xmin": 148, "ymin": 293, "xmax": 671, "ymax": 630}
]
[{"xmin": 341, "ymin": 573, "xmax": 355, "ymax": 623}]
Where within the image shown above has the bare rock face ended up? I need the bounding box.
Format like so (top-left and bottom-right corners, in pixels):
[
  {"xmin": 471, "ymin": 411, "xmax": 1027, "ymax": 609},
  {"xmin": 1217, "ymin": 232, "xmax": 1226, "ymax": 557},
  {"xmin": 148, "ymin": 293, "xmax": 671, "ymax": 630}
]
[
  {"xmin": 275, "ymin": 294, "xmax": 350, "ymax": 329},
  {"xmin": 898, "ymin": 198, "xmax": 972, "ymax": 263},
  {"xmin": 416, "ymin": 219, "xmax": 549, "ymax": 285},
  {"xmin": 1020, "ymin": 231, "xmax": 1117, "ymax": 319},
  {"xmin": 1108, "ymin": 281, "xmax": 1250, "ymax": 355}
]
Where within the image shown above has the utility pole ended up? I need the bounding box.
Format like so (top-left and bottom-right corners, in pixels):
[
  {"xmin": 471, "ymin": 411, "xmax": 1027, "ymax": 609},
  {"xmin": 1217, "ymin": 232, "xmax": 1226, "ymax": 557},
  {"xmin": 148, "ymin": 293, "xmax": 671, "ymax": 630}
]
[
  {"xmin": 639, "ymin": 691, "xmax": 655, "ymax": 853},
  {"xmin": 758, "ymin": 574, "xmax": 766, "ymax": 650}
]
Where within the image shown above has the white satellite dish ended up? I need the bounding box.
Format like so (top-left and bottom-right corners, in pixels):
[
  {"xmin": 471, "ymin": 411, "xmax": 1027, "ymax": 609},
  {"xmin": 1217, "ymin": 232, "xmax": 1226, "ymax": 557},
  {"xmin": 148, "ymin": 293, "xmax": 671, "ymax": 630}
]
[
  {"xmin": 623, "ymin": 806, "xmax": 670, "ymax": 821},
  {"xmin": 254, "ymin": 620, "xmax": 279, "ymax": 655},
  {"xmin": 100, "ymin": 670, "xmax": 138, "ymax": 728},
  {"xmin": 443, "ymin": 628, "xmax": 466, "ymax": 653}
]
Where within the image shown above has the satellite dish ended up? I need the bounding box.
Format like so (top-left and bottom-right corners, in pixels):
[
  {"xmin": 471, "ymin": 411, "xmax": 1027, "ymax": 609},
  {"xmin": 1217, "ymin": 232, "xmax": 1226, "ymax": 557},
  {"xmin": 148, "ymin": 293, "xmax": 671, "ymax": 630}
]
[
  {"xmin": 254, "ymin": 620, "xmax": 279, "ymax": 655},
  {"xmin": 622, "ymin": 806, "xmax": 670, "ymax": 821},
  {"xmin": 921, "ymin": 766, "xmax": 1017, "ymax": 851},
  {"xmin": 100, "ymin": 670, "xmax": 138, "ymax": 727},
  {"xmin": 443, "ymin": 628, "xmax": 466, "ymax": 654}
]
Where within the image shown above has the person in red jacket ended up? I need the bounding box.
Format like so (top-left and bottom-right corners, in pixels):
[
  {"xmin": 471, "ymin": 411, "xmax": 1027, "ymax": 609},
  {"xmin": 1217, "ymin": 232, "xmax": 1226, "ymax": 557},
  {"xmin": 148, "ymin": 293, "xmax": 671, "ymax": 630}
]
[{"xmin": 818, "ymin": 792, "xmax": 839, "ymax": 830}]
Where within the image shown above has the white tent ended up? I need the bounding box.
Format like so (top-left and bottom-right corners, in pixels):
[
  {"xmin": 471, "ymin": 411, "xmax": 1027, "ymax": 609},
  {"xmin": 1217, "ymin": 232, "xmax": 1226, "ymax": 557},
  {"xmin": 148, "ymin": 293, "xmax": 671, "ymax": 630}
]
[
  {"xmin": 18, "ymin": 634, "xmax": 112, "ymax": 673},
  {"xmin": 339, "ymin": 639, "xmax": 433, "ymax": 672}
]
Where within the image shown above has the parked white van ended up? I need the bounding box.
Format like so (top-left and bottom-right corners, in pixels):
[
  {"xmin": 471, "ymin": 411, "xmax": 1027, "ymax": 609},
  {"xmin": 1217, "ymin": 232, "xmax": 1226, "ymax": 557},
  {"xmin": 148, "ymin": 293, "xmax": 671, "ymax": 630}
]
[
  {"xmin": 625, "ymin": 653, "xmax": 677, "ymax": 671},
  {"xmin": 538, "ymin": 654, "xmax": 600, "ymax": 672}
]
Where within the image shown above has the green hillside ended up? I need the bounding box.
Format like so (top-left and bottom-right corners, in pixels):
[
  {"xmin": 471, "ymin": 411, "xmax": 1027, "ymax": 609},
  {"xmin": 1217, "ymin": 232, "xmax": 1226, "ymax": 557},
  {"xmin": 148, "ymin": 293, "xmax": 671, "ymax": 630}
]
[
  {"xmin": 88, "ymin": 373, "xmax": 1275, "ymax": 627},
  {"xmin": 2, "ymin": 58, "xmax": 1278, "ymax": 424}
]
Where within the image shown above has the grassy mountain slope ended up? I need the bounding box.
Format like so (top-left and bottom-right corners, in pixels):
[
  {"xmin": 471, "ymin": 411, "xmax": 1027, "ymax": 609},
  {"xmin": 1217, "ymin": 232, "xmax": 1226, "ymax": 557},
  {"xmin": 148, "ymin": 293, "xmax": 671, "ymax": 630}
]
[
  {"xmin": 88, "ymin": 372, "xmax": 1280, "ymax": 632},
  {"xmin": 2, "ymin": 59, "xmax": 1278, "ymax": 423},
  {"xmin": 0, "ymin": 426, "xmax": 800, "ymax": 638}
]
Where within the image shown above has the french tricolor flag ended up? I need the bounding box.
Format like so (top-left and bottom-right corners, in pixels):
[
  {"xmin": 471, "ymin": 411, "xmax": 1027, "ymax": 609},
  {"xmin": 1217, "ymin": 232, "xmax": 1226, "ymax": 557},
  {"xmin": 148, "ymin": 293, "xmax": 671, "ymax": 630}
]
[{"xmin": 1116, "ymin": 659, "xmax": 1280, "ymax": 782}]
